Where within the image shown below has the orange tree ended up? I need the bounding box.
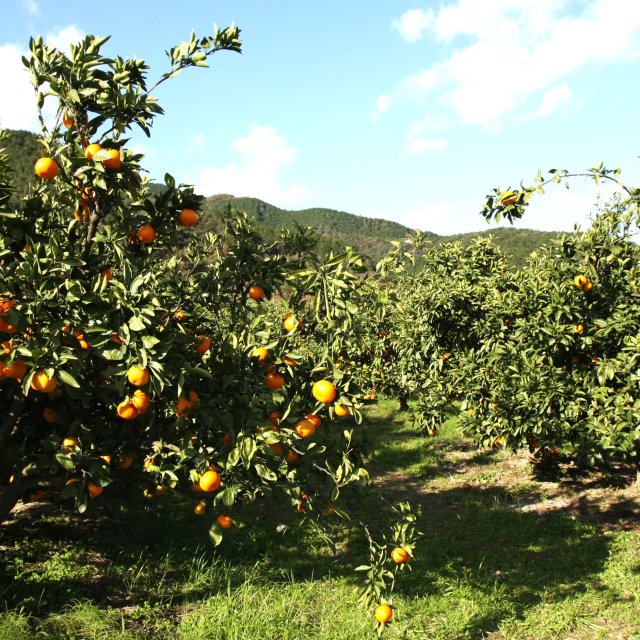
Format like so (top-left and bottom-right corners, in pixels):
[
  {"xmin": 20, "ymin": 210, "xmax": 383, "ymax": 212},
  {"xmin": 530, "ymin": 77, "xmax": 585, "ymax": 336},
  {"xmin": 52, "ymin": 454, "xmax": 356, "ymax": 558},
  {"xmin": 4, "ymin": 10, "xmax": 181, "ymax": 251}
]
[
  {"xmin": 362, "ymin": 234, "xmax": 515, "ymax": 424},
  {"xmin": 456, "ymin": 196, "xmax": 640, "ymax": 472},
  {"xmin": 0, "ymin": 29, "xmax": 374, "ymax": 541}
]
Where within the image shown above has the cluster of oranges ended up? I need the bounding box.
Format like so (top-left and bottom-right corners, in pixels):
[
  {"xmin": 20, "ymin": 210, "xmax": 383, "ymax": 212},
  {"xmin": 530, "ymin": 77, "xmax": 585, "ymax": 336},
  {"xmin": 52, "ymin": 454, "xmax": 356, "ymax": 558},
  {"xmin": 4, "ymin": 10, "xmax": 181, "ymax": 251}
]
[
  {"xmin": 573, "ymin": 273, "xmax": 593, "ymax": 293},
  {"xmin": 116, "ymin": 366, "xmax": 151, "ymax": 420}
]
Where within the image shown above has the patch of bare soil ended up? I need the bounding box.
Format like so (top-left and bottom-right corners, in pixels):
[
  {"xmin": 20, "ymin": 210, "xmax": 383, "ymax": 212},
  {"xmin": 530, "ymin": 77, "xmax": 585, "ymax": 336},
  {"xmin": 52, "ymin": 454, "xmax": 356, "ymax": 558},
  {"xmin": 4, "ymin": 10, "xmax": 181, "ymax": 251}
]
[{"xmin": 372, "ymin": 440, "xmax": 640, "ymax": 532}]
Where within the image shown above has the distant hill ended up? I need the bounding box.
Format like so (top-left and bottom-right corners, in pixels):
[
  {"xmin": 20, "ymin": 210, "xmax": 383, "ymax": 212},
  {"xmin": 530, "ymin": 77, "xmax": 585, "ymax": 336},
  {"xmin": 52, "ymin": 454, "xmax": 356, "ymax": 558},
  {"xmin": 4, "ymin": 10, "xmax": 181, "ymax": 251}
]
[{"xmin": 1, "ymin": 128, "xmax": 562, "ymax": 267}]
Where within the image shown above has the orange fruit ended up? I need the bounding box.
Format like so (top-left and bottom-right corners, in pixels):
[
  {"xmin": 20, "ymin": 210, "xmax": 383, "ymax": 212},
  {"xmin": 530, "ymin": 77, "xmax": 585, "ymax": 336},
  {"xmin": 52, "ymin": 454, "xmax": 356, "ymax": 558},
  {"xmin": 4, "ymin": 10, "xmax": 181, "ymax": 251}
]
[
  {"xmin": 199, "ymin": 469, "xmax": 221, "ymax": 493},
  {"xmin": 223, "ymin": 432, "xmax": 233, "ymax": 448},
  {"xmin": 391, "ymin": 547, "xmax": 411, "ymax": 564},
  {"xmin": 283, "ymin": 313, "xmax": 299, "ymax": 332},
  {"xmin": 334, "ymin": 403, "xmax": 350, "ymax": 417},
  {"xmin": 117, "ymin": 452, "xmax": 134, "ymax": 469},
  {"xmin": 31, "ymin": 370, "xmax": 57, "ymax": 393},
  {"xmin": 500, "ymin": 191, "xmax": 517, "ymax": 206},
  {"xmin": 178, "ymin": 208, "xmax": 199, "ymax": 227},
  {"xmin": 194, "ymin": 502, "xmax": 207, "ymax": 516},
  {"xmin": 252, "ymin": 347, "xmax": 269, "ymax": 363},
  {"xmin": 65, "ymin": 477, "xmax": 80, "ymax": 486},
  {"xmin": 574, "ymin": 324, "xmax": 585, "ymax": 334},
  {"xmin": 175, "ymin": 396, "xmax": 193, "ymax": 417},
  {"xmin": 195, "ymin": 336, "xmax": 211, "ymax": 357},
  {"xmin": 305, "ymin": 413, "xmax": 321, "ymax": 428},
  {"xmin": 117, "ymin": 400, "xmax": 138, "ymax": 420},
  {"xmin": 582, "ymin": 281, "xmax": 593, "ymax": 293},
  {"xmin": 137, "ymin": 225, "xmax": 157, "ymax": 244},
  {"xmin": 111, "ymin": 332, "xmax": 123, "ymax": 344},
  {"xmin": 573, "ymin": 274, "xmax": 588, "ymax": 288},
  {"xmin": 3, "ymin": 359, "xmax": 27, "ymax": 379},
  {"xmin": 374, "ymin": 604, "xmax": 393, "ymax": 624},
  {"xmin": 323, "ymin": 501, "xmax": 335, "ymax": 516},
  {"xmin": 87, "ymin": 482, "xmax": 103, "ymax": 498},
  {"xmin": 127, "ymin": 365, "xmax": 149, "ymax": 386},
  {"xmin": 269, "ymin": 410, "xmax": 282, "ymax": 426},
  {"xmin": 62, "ymin": 110, "xmax": 75, "ymax": 128},
  {"xmin": 295, "ymin": 419, "xmax": 316, "ymax": 438},
  {"xmin": 42, "ymin": 408, "xmax": 58, "ymax": 424},
  {"xmin": 34, "ymin": 157, "xmax": 59, "ymax": 179},
  {"xmin": 131, "ymin": 389, "xmax": 151, "ymax": 414},
  {"xmin": 265, "ymin": 372, "xmax": 285, "ymax": 390},
  {"xmin": 102, "ymin": 268, "xmax": 113, "ymax": 281},
  {"xmin": 102, "ymin": 148, "xmax": 121, "ymax": 170},
  {"xmin": 143, "ymin": 488, "xmax": 155, "ymax": 500},
  {"xmin": 217, "ymin": 514, "xmax": 233, "ymax": 529},
  {"xmin": 62, "ymin": 436, "xmax": 80, "ymax": 450},
  {"xmin": 173, "ymin": 309, "xmax": 186, "ymax": 321},
  {"xmin": 100, "ymin": 455, "xmax": 112, "ymax": 465},
  {"xmin": 286, "ymin": 449, "xmax": 299, "ymax": 464},
  {"xmin": 74, "ymin": 206, "xmax": 90, "ymax": 222},
  {"xmin": 75, "ymin": 331, "xmax": 91, "ymax": 351},
  {"xmin": 248, "ymin": 285, "xmax": 265, "ymax": 301},
  {"xmin": 283, "ymin": 356, "xmax": 297, "ymax": 367},
  {"xmin": 312, "ymin": 380, "xmax": 336, "ymax": 404},
  {"xmin": 84, "ymin": 143, "xmax": 102, "ymax": 159},
  {"xmin": 1, "ymin": 339, "xmax": 13, "ymax": 355},
  {"xmin": 0, "ymin": 318, "xmax": 17, "ymax": 334},
  {"xmin": 269, "ymin": 442, "xmax": 284, "ymax": 454}
]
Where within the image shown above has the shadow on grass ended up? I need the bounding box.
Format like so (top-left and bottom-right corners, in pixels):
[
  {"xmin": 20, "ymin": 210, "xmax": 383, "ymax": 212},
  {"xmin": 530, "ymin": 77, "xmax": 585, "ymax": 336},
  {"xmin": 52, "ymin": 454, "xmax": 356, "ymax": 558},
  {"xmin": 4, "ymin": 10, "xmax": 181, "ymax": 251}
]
[
  {"xmin": 0, "ymin": 401, "xmax": 633, "ymax": 639},
  {"xmin": 0, "ymin": 477, "xmax": 619, "ymax": 640}
]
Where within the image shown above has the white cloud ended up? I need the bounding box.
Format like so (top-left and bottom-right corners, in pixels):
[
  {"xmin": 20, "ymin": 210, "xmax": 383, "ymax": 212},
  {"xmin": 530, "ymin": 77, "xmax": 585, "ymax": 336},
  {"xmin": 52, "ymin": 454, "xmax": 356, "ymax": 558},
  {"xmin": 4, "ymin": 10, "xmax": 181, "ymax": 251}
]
[
  {"xmin": 0, "ymin": 43, "xmax": 37, "ymax": 130},
  {"xmin": 188, "ymin": 124, "xmax": 310, "ymax": 206},
  {"xmin": 378, "ymin": 1, "xmax": 640, "ymax": 133},
  {"xmin": 0, "ymin": 26, "xmax": 86, "ymax": 131},
  {"xmin": 391, "ymin": 8, "xmax": 433, "ymax": 42},
  {"xmin": 20, "ymin": 0, "xmax": 40, "ymax": 16},
  {"xmin": 406, "ymin": 137, "xmax": 446, "ymax": 154},
  {"xmin": 533, "ymin": 83, "xmax": 573, "ymax": 119},
  {"xmin": 45, "ymin": 25, "xmax": 85, "ymax": 52}
]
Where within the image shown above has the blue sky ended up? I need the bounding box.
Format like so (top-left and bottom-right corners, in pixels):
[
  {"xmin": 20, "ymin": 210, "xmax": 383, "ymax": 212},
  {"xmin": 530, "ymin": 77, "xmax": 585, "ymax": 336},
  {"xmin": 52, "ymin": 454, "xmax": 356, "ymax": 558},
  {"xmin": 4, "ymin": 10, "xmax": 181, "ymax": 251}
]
[{"xmin": 1, "ymin": 0, "xmax": 640, "ymax": 235}]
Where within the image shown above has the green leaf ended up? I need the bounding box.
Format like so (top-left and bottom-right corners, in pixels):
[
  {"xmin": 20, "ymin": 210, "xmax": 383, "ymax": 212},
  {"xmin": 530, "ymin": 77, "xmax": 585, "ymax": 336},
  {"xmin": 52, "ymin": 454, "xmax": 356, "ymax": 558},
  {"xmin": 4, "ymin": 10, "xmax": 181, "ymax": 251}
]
[
  {"xmin": 58, "ymin": 369, "xmax": 80, "ymax": 388},
  {"xmin": 208, "ymin": 522, "xmax": 223, "ymax": 546}
]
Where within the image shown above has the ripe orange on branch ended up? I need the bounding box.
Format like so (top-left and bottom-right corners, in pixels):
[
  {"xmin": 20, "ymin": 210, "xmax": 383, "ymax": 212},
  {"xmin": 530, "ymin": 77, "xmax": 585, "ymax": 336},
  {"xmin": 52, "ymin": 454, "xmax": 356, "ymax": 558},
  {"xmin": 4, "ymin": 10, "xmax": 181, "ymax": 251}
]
[
  {"xmin": 84, "ymin": 143, "xmax": 102, "ymax": 159},
  {"xmin": 31, "ymin": 370, "xmax": 57, "ymax": 393},
  {"xmin": 217, "ymin": 514, "xmax": 233, "ymax": 529},
  {"xmin": 248, "ymin": 285, "xmax": 265, "ymax": 301},
  {"xmin": 374, "ymin": 604, "xmax": 393, "ymax": 624},
  {"xmin": 294, "ymin": 419, "xmax": 316, "ymax": 438},
  {"xmin": 265, "ymin": 372, "xmax": 285, "ymax": 390},
  {"xmin": 199, "ymin": 469, "xmax": 221, "ymax": 493},
  {"xmin": 312, "ymin": 379, "xmax": 336, "ymax": 404},
  {"xmin": 283, "ymin": 313, "xmax": 300, "ymax": 332},
  {"xmin": 101, "ymin": 148, "xmax": 121, "ymax": 170},
  {"xmin": 334, "ymin": 403, "xmax": 350, "ymax": 417},
  {"xmin": 178, "ymin": 208, "xmax": 199, "ymax": 227},
  {"xmin": 117, "ymin": 400, "xmax": 138, "ymax": 420},
  {"xmin": 127, "ymin": 365, "xmax": 149, "ymax": 386},
  {"xmin": 34, "ymin": 157, "xmax": 59, "ymax": 179},
  {"xmin": 391, "ymin": 547, "xmax": 411, "ymax": 564},
  {"xmin": 137, "ymin": 225, "xmax": 157, "ymax": 245},
  {"xmin": 195, "ymin": 336, "xmax": 211, "ymax": 357}
]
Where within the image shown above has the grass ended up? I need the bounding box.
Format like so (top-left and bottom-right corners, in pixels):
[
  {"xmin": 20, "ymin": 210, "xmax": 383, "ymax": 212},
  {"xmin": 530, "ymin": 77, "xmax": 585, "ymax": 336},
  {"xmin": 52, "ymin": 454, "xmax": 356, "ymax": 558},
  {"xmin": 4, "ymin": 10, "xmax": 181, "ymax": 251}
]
[{"xmin": 1, "ymin": 397, "xmax": 639, "ymax": 639}]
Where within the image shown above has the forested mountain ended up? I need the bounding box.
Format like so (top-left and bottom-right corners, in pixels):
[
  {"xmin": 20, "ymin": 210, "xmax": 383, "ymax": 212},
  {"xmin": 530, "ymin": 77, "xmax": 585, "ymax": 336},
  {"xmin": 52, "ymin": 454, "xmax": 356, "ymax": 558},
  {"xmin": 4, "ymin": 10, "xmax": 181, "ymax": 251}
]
[{"xmin": 1, "ymin": 127, "xmax": 561, "ymax": 266}]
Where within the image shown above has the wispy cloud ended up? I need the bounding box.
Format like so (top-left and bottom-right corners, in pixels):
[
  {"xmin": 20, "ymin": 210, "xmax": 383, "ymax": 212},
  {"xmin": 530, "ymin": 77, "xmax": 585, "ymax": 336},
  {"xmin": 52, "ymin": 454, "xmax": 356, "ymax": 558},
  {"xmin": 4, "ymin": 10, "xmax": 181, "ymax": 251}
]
[
  {"xmin": 19, "ymin": 0, "xmax": 40, "ymax": 17},
  {"xmin": 0, "ymin": 25, "xmax": 86, "ymax": 131},
  {"xmin": 186, "ymin": 124, "xmax": 310, "ymax": 206},
  {"xmin": 376, "ymin": 0, "xmax": 640, "ymax": 150}
]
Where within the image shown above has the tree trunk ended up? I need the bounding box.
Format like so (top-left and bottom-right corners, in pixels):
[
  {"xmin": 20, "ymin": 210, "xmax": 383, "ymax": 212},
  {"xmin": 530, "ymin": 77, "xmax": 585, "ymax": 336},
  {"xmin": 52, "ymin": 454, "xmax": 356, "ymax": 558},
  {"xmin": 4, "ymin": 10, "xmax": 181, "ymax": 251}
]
[
  {"xmin": 0, "ymin": 473, "xmax": 41, "ymax": 525},
  {"xmin": 397, "ymin": 395, "xmax": 409, "ymax": 412}
]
